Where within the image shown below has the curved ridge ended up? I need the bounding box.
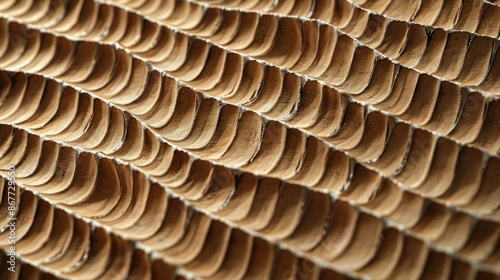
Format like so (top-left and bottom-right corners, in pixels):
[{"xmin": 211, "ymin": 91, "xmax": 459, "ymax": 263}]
[
  {"xmin": 96, "ymin": 0, "xmax": 500, "ymax": 94},
  {"xmin": 194, "ymin": 0, "xmax": 500, "ymax": 39},
  {"xmin": 0, "ymin": 179, "xmax": 180, "ymax": 279},
  {"xmin": 1, "ymin": 60, "xmax": 499, "ymax": 222},
  {"xmin": 0, "ymin": 22, "xmax": 498, "ymax": 219},
  {"xmin": 4, "ymin": 1, "xmax": 500, "ymax": 159},
  {"xmin": 0, "ymin": 0, "xmax": 498, "ymax": 279},
  {"xmin": 1, "ymin": 114, "xmax": 499, "ymax": 277},
  {"xmin": 1, "ymin": 2, "xmax": 500, "ymax": 158},
  {"xmin": 0, "ymin": 150, "xmax": 371, "ymax": 279},
  {"xmin": 346, "ymin": 0, "xmax": 500, "ymax": 38},
  {"xmin": 183, "ymin": 0, "xmax": 500, "ymax": 94},
  {"xmin": 0, "ymin": 250, "xmax": 66, "ymax": 279}
]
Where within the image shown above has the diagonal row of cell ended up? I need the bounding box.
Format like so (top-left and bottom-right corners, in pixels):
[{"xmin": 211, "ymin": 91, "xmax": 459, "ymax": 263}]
[
  {"xmin": 1, "ymin": 101, "xmax": 500, "ymax": 277},
  {"xmin": 2, "ymin": 1, "xmax": 500, "ymax": 157},
  {"xmin": 0, "ymin": 26, "xmax": 498, "ymax": 219},
  {"xmin": 182, "ymin": 0, "xmax": 500, "ymax": 92},
  {"xmin": 0, "ymin": 178, "xmax": 180, "ymax": 279}
]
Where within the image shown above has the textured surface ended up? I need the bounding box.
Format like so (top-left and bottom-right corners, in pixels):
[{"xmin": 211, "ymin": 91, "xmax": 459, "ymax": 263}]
[{"xmin": 0, "ymin": 0, "xmax": 499, "ymax": 279}]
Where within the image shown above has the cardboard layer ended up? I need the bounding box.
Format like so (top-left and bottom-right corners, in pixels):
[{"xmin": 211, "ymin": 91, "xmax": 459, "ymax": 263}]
[{"xmin": 0, "ymin": 0, "xmax": 499, "ymax": 279}]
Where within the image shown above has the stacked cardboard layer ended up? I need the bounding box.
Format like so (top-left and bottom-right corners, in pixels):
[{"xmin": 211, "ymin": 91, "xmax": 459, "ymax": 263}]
[{"xmin": 0, "ymin": 0, "xmax": 499, "ymax": 279}]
